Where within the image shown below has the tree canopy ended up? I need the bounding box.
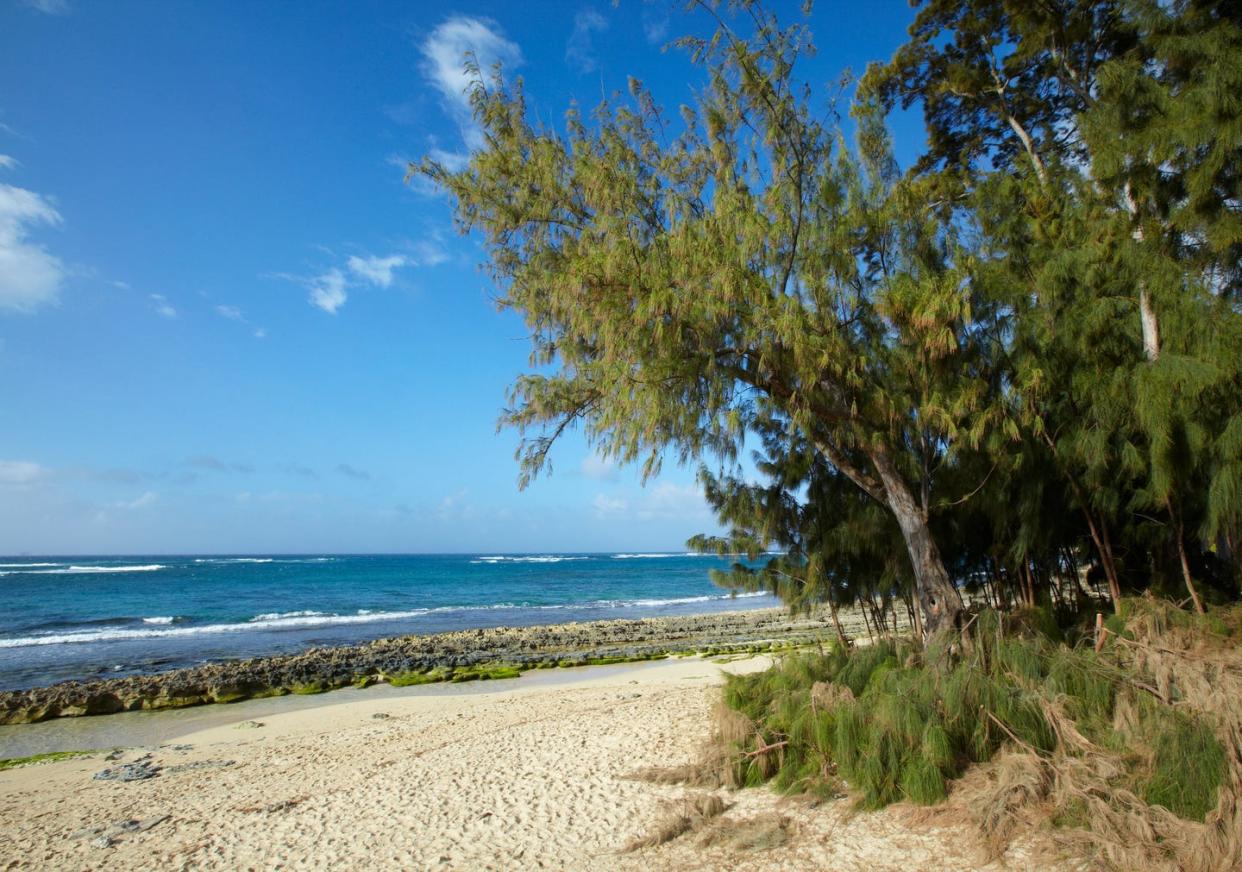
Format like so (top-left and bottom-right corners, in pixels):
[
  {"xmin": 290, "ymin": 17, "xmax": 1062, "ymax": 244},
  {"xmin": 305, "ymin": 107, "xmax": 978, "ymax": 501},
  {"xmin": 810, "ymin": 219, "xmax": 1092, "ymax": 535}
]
[{"xmin": 420, "ymin": 0, "xmax": 1242, "ymax": 643}]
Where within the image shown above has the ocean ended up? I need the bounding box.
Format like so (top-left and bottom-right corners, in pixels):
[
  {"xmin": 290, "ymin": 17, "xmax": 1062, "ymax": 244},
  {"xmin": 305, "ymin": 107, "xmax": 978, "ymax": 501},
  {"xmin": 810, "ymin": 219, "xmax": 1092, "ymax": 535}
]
[{"xmin": 0, "ymin": 553, "xmax": 780, "ymax": 690}]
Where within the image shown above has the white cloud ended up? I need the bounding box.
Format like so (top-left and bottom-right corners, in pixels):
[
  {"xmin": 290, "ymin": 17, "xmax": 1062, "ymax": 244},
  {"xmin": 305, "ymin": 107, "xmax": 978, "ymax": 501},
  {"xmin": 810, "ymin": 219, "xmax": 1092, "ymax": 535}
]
[
  {"xmin": 566, "ymin": 9, "xmax": 608, "ymax": 73},
  {"xmin": 290, "ymin": 241, "xmax": 446, "ymax": 314},
  {"xmin": 428, "ymin": 147, "xmax": 470, "ymax": 172},
  {"xmin": 581, "ymin": 452, "xmax": 617, "ymax": 481},
  {"xmin": 637, "ymin": 482, "xmax": 710, "ymax": 521},
  {"xmin": 0, "ymin": 181, "xmax": 65, "ymax": 313},
  {"xmin": 0, "ymin": 155, "xmax": 17, "ymax": 170},
  {"xmin": 20, "ymin": 0, "xmax": 70, "ymax": 14},
  {"xmin": 590, "ymin": 481, "xmax": 710, "ymax": 521},
  {"xmin": 436, "ymin": 488, "xmax": 472, "ymax": 520},
  {"xmin": 347, "ymin": 254, "xmax": 407, "ymax": 288},
  {"xmin": 421, "ymin": 16, "xmax": 522, "ymax": 149},
  {"xmin": 641, "ymin": 8, "xmax": 670, "ymax": 45},
  {"xmin": 408, "ymin": 238, "xmax": 449, "ymax": 267},
  {"xmin": 308, "ymin": 268, "xmax": 348, "ymax": 314},
  {"xmin": 214, "ymin": 303, "xmax": 267, "ymax": 337},
  {"xmin": 150, "ymin": 293, "xmax": 177, "ymax": 319},
  {"xmin": 592, "ymin": 493, "xmax": 628, "ymax": 518},
  {"xmin": 0, "ymin": 460, "xmax": 47, "ymax": 485},
  {"xmin": 114, "ymin": 491, "xmax": 157, "ymax": 510}
]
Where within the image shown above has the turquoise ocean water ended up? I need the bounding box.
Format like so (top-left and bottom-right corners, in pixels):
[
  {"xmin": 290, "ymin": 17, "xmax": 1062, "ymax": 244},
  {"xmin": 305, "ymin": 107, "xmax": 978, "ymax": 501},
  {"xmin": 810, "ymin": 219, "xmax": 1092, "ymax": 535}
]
[{"xmin": 0, "ymin": 554, "xmax": 778, "ymax": 689}]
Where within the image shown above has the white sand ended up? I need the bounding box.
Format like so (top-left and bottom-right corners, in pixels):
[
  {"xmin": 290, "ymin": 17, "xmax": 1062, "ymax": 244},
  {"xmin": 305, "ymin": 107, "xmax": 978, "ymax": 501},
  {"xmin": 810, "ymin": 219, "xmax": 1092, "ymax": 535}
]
[{"xmin": 0, "ymin": 656, "xmax": 1053, "ymax": 870}]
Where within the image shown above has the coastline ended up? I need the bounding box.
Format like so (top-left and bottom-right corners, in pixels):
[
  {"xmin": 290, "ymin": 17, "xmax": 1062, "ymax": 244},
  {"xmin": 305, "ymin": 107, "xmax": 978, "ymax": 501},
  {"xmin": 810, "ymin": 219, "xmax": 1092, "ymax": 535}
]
[
  {"xmin": 0, "ymin": 653, "xmax": 1045, "ymax": 871},
  {"xmin": 0, "ymin": 606, "xmax": 892, "ymax": 727}
]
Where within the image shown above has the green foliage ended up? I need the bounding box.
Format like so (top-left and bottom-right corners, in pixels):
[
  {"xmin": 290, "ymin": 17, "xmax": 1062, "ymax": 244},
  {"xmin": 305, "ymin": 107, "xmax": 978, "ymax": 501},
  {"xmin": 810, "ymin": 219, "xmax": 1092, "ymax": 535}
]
[
  {"xmin": 1142, "ymin": 711, "xmax": 1227, "ymax": 822},
  {"xmin": 715, "ymin": 607, "xmax": 1227, "ymax": 821},
  {"xmin": 423, "ymin": 0, "xmax": 1241, "ymax": 639}
]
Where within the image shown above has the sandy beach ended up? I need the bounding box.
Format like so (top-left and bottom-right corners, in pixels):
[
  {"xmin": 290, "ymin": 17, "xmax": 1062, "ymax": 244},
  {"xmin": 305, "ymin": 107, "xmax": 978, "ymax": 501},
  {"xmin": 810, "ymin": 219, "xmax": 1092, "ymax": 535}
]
[{"xmin": 0, "ymin": 654, "xmax": 1052, "ymax": 871}]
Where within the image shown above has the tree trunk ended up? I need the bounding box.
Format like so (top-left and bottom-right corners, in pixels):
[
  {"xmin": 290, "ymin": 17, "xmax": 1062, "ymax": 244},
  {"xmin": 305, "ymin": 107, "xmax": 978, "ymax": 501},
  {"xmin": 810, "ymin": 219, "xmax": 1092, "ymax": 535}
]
[
  {"xmin": 1139, "ymin": 288, "xmax": 1161, "ymax": 361},
  {"xmin": 828, "ymin": 601, "xmax": 849, "ymax": 649},
  {"xmin": 1174, "ymin": 513, "xmax": 1206, "ymax": 615},
  {"xmin": 860, "ymin": 604, "xmax": 875, "ymax": 644},
  {"xmin": 868, "ymin": 446, "xmax": 963, "ymax": 642},
  {"xmin": 1124, "ymin": 182, "xmax": 1161, "ymax": 362}
]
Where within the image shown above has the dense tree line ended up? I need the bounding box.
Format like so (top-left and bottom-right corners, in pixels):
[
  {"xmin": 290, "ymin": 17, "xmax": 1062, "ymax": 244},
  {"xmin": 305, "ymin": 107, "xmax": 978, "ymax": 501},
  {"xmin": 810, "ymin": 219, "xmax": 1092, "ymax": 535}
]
[{"xmin": 422, "ymin": 0, "xmax": 1242, "ymax": 645}]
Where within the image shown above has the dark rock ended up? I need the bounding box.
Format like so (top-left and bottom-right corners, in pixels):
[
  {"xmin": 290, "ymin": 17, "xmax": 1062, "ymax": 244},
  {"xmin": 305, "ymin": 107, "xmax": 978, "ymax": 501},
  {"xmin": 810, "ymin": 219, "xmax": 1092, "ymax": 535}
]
[
  {"xmin": 93, "ymin": 758, "xmax": 161, "ymax": 782},
  {"xmin": 0, "ymin": 607, "xmax": 849, "ymax": 725}
]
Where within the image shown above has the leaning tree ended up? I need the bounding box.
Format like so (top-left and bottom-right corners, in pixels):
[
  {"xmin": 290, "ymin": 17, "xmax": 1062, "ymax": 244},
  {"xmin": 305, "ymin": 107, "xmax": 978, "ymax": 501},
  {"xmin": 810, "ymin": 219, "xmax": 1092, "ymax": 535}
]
[{"xmin": 419, "ymin": 5, "xmax": 1016, "ymax": 643}]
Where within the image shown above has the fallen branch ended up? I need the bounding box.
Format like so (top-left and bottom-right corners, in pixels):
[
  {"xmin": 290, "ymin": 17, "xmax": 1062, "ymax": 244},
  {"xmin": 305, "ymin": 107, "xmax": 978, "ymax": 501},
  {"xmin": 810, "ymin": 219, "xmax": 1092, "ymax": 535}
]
[{"xmin": 744, "ymin": 740, "xmax": 789, "ymax": 758}]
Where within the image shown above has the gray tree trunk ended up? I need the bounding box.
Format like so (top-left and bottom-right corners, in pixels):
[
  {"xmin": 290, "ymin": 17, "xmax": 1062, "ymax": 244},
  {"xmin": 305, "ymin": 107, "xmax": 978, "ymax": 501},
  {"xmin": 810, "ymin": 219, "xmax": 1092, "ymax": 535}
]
[{"xmin": 868, "ymin": 446, "xmax": 964, "ymax": 642}]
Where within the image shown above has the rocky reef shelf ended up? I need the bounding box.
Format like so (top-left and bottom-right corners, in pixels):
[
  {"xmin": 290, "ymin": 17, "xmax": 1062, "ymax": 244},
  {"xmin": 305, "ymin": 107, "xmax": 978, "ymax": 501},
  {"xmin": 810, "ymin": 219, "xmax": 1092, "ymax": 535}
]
[{"xmin": 0, "ymin": 607, "xmax": 871, "ymax": 725}]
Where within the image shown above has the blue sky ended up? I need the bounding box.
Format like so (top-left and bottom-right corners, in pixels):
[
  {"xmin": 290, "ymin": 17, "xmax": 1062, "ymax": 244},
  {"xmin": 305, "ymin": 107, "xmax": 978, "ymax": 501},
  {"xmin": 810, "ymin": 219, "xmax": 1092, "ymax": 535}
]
[{"xmin": 0, "ymin": 0, "xmax": 922, "ymax": 554}]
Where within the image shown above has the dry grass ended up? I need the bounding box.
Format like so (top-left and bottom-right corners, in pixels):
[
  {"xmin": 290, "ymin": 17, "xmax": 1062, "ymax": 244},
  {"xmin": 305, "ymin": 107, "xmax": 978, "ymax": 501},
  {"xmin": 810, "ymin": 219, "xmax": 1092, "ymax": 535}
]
[
  {"xmin": 645, "ymin": 599, "xmax": 1242, "ymax": 871},
  {"xmin": 914, "ymin": 599, "xmax": 1242, "ymax": 871},
  {"xmin": 621, "ymin": 793, "xmax": 728, "ymax": 852},
  {"xmin": 696, "ymin": 812, "xmax": 794, "ymax": 850}
]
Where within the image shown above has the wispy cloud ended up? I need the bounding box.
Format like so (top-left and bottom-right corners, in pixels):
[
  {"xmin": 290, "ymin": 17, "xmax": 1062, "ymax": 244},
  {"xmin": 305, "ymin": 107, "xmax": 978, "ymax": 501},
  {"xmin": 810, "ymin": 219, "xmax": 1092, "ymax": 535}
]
[
  {"xmin": 286, "ymin": 239, "xmax": 446, "ymax": 315},
  {"xmin": 636, "ymin": 482, "xmax": 710, "ymax": 521},
  {"xmin": 0, "ymin": 459, "xmax": 47, "ymax": 485},
  {"xmin": 20, "ymin": 0, "xmax": 70, "ymax": 14},
  {"xmin": 566, "ymin": 9, "xmax": 608, "ymax": 73},
  {"xmin": 307, "ymin": 268, "xmax": 348, "ymax": 314},
  {"xmin": 427, "ymin": 147, "xmax": 470, "ymax": 173},
  {"xmin": 580, "ymin": 452, "xmax": 618, "ymax": 481},
  {"xmin": 641, "ymin": 7, "xmax": 670, "ymax": 45},
  {"xmin": 149, "ymin": 293, "xmax": 177, "ymax": 319},
  {"xmin": 214, "ymin": 303, "xmax": 266, "ymax": 337},
  {"xmin": 0, "ymin": 155, "xmax": 17, "ymax": 170},
  {"xmin": 592, "ymin": 493, "xmax": 628, "ymax": 518},
  {"xmin": 435, "ymin": 488, "xmax": 472, "ymax": 520},
  {"xmin": 185, "ymin": 455, "xmax": 254, "ymax": 474},
  {"xmin": 0, "ymin": 170, "xmax": 66, "ymax": 313},
  {"xmin": 347, "ymin": 254, "xmax": 407, "ymax": 288},
  {"xmin": 113, "ymin": 491, "xmax": 157, "ymax": 510},
  {"xmin": 394, "ymin": 144, "xmax": 471, "ymax": 197},
  {"xmin": 590, "ymin": 482, "xmax": 710, "ymax": 522},
  {"xmin": 421, "ymin": 16, "xmax": 522, "ymax": 149},
  {"xmin": 336, "ymin": 463, "xmax": 371, "ymax": 481}
]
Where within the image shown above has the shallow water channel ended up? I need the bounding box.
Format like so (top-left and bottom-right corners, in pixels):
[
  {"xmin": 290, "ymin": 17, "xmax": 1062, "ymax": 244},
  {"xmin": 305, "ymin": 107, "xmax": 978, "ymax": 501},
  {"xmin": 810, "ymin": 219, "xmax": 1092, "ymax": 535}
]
[{"xmin": 0, "ymin": 659, "xmax": 673, "ymax": 759}]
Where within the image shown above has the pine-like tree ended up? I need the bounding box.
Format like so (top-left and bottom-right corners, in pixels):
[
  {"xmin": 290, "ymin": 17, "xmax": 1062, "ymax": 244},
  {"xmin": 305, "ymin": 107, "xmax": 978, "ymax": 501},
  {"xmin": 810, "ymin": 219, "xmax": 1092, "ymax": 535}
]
[{"xmin": 420, "ymin": 7, "xmax": 1024, "ymax": 641}]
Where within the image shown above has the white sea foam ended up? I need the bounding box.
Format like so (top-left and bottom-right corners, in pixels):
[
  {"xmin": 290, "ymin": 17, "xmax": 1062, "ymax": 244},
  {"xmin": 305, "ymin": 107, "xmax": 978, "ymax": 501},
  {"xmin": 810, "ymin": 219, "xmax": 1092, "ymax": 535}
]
[
  {"xmin": 0, "ymin": 562, "xmax": 61, "ymax": 568},
  {"xmin": 0, "ymin": 609, "xmax": 437, "ymax": 649},
  {"xmin": 611, "ymin": 552, "xmax": 721, "ymax": 559},
  {"xmin": 470, "ymin": 555, "xmax": 591, "ymax": 565},
  {"xmin": 1, "ymin": 564, "xmax": 165, "ymax": 575},
  {"xmin": 0, "ymin": 591, "xmax": 776, "ymax": 650},
  {"xmin": 248, "ymin": 610, "xmax": 325, "ymax": 622},
  {"xmin": 193, "ymin": 557, "xmax": 333, "ymax": 564}
]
